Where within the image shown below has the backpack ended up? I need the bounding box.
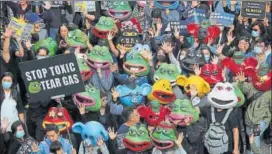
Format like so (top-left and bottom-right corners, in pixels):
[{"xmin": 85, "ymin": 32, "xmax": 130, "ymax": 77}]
[{"xmin": 204, "ymin": 107, "xmax": 233, "ymax": 154}]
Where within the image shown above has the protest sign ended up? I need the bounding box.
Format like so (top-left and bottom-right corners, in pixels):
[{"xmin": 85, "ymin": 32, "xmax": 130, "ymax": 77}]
[
  {"xmin": 241, "ymin": 2, "xmax": 266, "ymax": 19},
  {"xmin": 210, "ymin": 11, "xmax": 235, "ymax": 27},
  {"xmin": 19, "ymin": 54, "xmax": 85, "ymax": 102},
  {"xmin": 8, "ymin": 17, "xmax": 33, "ymax": 41},
  {"xmin": 169, "ymin": 20, "xmax": 189, "ymax": 35},
  {"xmin": 187, "ymin": 8, "xmax": 206, "ymax": 24},
  {"xmin": 74, "ymin": 1, "xmax": 96, "ymax": 13}
]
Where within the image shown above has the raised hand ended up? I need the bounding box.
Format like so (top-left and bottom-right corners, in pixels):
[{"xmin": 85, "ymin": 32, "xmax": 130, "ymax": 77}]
[
  {"xmin": 111, "ymin": 87, "xmax": 120, "ymax": 101},
  {"xmin": 190, "ymin": 84, "xmax": 198, "ymax": 98},
  {"xmin": 32, "ymin": 143, "xmax": 39, "ymax": 152},
  {"xmin": 211, "ymin": 56, "xmax": 219, "ymax": 65},
  {"xmin": 42, "ymin": 1, "xmax": 51, "ymax": 10},
  {"xmin": 227, "ymin": 31, "xmax": 235, "ymax": 44},
  {"xmin": 107, "ymin": 32, "xmax": 114, "ymax": 41},
  {"xmin": 175, "ymin": 132, "xmax": 184, "ymax": 148},
  {"xmin": 193, "ymin": 64, "xmax": 201, "ymax": 76},
  {"xmin": 25, "ymin": 40, "xmax": 33, "ymax": 50},
  {"xmin": 97, "ymin": 136, "xmax": 104, "ymax": 147},
  {"xmin": 78, "ymin": 104, "xmax": 86, "ymax": 115},
  {"xmin": 216, "ymin": 44, "xmax": 225, "ymax": 55},
  {"xmin": 108, "ymin": 127, "xmax": 117, "ymax": 140},
  {"xmin": 236, "ymin": 72, "xmax": 246, "ymax": 83}
]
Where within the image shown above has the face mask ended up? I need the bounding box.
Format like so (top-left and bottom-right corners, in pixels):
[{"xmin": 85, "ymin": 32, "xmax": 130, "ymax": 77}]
[
  {"xmin": 36, "ymin": 55, "xmax": 49, "ymax": 60},
  {"xmin": 15, "ymin": 130, "xmax": 25, "ymax": 139},
  {"xmin": 2, "ymin": 81, "xmax": 12, "ymax": 89},
  {"xmin": 253, "ymin": 46, "xmax": 262, "ymax": 54},
  {"xmin": 157, "ymin": 54, "xmax": 166, "ymax": 62},
  {"xmin": 204, "ymin": 55, "xmax": 210, "ymax": 62},
  {"xmin": 251, "ymin": 30, "xmax": 260, "ymax": 37}
]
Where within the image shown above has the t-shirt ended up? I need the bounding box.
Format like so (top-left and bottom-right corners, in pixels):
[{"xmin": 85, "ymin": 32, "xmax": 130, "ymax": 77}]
[
  {"xmin": 200, "ymin": 106, "xmax": 239, "ymax": 152},
  {"xmin": 1, "ymin": 92, "xmax": 19, "ymax": 132}
]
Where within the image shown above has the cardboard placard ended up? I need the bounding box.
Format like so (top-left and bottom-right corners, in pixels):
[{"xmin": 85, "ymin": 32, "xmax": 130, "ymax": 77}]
[
  {"xmin": 210, "ymin": 11, "xmax": 235, "ymax": 27},
  {"xmin": 74, "ymin": 1, "xmax": 96, "ymax": 13},
  {"xmin": 19, "ymin": 54, "xmax": 85, "ymax": 102},
  {"xmin": 169, "ymin": 20, "xmax": 189, "ymax": 35},
  {"xmin": 187, "ymin": 8, "xmax": 207, "ymax": 24},
  {"xmin": 8, "ymin": 17, "xmax": 34, "ymax": 41},
  {"xmin": 241, "ymin": 2, "xmax": 266, "ymax": 19}
]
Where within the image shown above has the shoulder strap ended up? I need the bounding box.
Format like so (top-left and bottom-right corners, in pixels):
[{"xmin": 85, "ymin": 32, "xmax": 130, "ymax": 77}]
[
  {"xmin": 221, "ymin": 108, "xmax": 233, "ymax": 124},
  {"xmin": 211, "ymin": 106, "xmax": 215, "ymax": 123}
]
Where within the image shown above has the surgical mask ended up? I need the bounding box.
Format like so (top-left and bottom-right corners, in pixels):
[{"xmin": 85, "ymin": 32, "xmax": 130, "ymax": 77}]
[
  {"xmin": 253, "ymin": 46, "xmax": 262, "ymax": 54},
  {"xmin": 251, "ymin": 30, "xmax": 260, "ymax": 37},
  {"xmin": 157, "ymin": 54, "xmax": 166, "ymax": 62},
  {"xmin": 204, "ymin": 55, "xmax": 210, "ymax": 62},
  {"xmin": 15, "ymin": 130, "xmax": 25, "ymax": 139},
  {"xmin": 36, "ymin": 55, "xmax": 49, "ymax": 60},
  {"xmin": 2, "ymin": 81, "xmax": 12, "ymax": 89}
]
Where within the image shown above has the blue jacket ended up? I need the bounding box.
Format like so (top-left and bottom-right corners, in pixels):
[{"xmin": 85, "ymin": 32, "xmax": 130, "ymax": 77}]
[{"xmin": 31, "ymin": 137, "xmax": 72, "ymax": 154}]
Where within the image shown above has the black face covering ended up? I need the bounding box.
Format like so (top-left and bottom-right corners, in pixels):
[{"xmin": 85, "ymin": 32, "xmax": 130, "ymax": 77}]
[{"xmin": 157, "ymin": 54, "xmax": 166, "ymax": 62}]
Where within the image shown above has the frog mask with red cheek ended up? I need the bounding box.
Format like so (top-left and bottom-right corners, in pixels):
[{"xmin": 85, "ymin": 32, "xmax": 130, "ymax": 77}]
[
  {"xmin": 148, "ymin": 79, "xmax": 176, "ymax": 105},
  {"xmin": 187, "ymin": 23, "xmax": 220, "ymax": 44},
  {"xmin": 207, "ymin": 82, "xmax": 238, "ymax": 109},
  {"xmin": 200, "ymin": 64, "xmax": 224, "ymax": 85},
  {"xmin": 42, "ymin": 107, "xmax": 74, "ymax": 133},
  {"xmin": 221, "ymin": 57, "xmax": 258, "ymax": 77},
  {"xmin": 137, "ymin": 101, "xmax": 171, "ymax": 126},
  {"xmin": 252, "ymin": 70, "xmax": 271, "ymax": 92}
]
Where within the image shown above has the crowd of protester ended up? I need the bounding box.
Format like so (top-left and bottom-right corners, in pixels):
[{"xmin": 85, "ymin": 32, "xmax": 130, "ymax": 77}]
[{"xmin": 0, "ymin": 1, "xmax": 271, "ymax": 154}]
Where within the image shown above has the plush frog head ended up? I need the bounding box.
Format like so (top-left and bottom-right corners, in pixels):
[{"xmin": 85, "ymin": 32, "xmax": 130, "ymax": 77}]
[
  {"xmin": 123, "ymin": 51, "xmax": 150, "ymax": 76},
  {"xmin": 154, "ymin": 1, "xmax": 179, "ymax": 10},
  {"xmin": 151, "ymin": 121, "xmax": 177, "ymax": 150},
  {"xmin": 76, "ymin": 54, "xmax": 93, "ymax": 82},
  {"xmin": 73, "ymin": 84, "xmax": 102, "ymax": 112},
  {"xmin": 123, "ymin": 124, "xmax": 152, "ymax": 152},
  {"xmin": 176, "ymin": 75, "xmax": 210, "ymax": 98},
  {"xmin": 42, "ymin": 107, "xmax": 74, "ymax": 134},
  {"xmin": 169, "ymin": 99, "xmax": 199, "ymax": 126},
  {"xmin": 137, "ymin": 101, "xmax": 171, "ymax": 126},
  {"xmin": 107, "ymin": 1, "xmax": 132, "ymax": 21},
  {"xmin": 87, "ymin": 45, "xmax": 113, "ymax": 70},
  {"xmin": 148, "ymin": 79, "xmax": 176, "ymax": 105},
  {"xmin": 207, "ymin": 82, "xmax": 238, "ymax": 109},
  {"xmin": 33, "ymin": 37, "xmax": 57, "ymax": 56},
  {"xmin": 233, "ymin": 84, "xmax": 245, "ymax": 107},
  {"xmin": 154, "ymin": 63, "xmax": 181, "ymax": 86},
  {"xmin": 93, "ymin": 16, "xmax": 116, "ymax": 39},
  {"xmin": 66, "ymin": 29, "xmax": 88, "ymax": 49}
]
